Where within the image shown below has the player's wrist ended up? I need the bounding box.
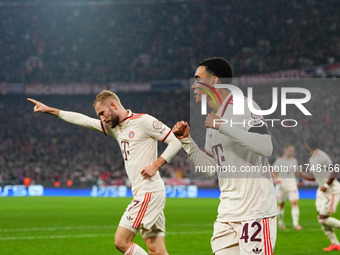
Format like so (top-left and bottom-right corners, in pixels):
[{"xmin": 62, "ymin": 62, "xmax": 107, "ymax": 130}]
[
  {"xmin": 177, "ymin": 136, "xmax": 190, "ymax": 145},
  {"xmin": 153, "ymin": 159, "xmax": 164, "ymax": 169}
]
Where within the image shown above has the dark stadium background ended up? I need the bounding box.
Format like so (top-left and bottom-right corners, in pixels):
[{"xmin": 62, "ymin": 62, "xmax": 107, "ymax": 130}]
[
  {"xmin": 1, "ymin": 0, "xmax": 339, "ymax": 190},
  {"xmin": 1, "ymin": 1, "xmax": 340, "ymax": 255}
]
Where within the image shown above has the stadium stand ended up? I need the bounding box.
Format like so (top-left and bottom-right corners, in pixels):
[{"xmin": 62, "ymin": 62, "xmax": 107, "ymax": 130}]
[
  {"xmin": 0, "ymin": 0, "xmax": 338, "ymax": 83},
  {"xmin": 1, "ymin": 0, "xmax": 339, "ymax": 187}
]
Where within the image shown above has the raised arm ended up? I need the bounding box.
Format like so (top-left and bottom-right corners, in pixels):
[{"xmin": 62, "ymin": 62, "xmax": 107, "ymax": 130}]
[
  {"xmin": 205, "ymin": 113, "xmax": 273, "ymax": 157},
  {"xmin": 27, "ymin": 98, "xmax": 60, "ymax": 116},
  {"xmin": 27, "ymin": 98, "xmax": 107, "ymax": 134},
  {"xmin": 172, "ymin": 121, "xmax": 217, "ymax": 176}
]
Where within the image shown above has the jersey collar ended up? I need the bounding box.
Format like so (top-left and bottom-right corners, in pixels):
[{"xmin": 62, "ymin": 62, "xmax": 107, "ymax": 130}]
[
  {"xmin": 119, "ymin": 110, "xmax": 133, "ymax": 126},
  {"xmin": 219, "ymin": 93, "xmax": 233, "ymax": 117}
]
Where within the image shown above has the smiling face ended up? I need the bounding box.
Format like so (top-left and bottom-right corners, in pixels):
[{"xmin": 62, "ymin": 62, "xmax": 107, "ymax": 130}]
[
  {"xmin": 94, "ymin": 100, "xmax": 120, "ymax": 128},
  {"xmin": 192, "ymin": 66, "xmax": 215, "ymax": 104}
]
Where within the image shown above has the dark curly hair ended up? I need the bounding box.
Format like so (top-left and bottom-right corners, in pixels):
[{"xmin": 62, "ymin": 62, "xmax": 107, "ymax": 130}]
[{"xmin": 198, "ymin": 57, "xmax": 233, "ymax": 81}]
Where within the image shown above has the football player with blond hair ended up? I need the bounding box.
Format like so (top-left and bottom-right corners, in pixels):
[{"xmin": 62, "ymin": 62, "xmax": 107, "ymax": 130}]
[{"xmin": 28, "ymin": 90, "xmax": 182, "ymax": 255}]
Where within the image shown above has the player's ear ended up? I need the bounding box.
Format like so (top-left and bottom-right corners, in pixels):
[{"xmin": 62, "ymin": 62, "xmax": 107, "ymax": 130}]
[
  {"xmin": 110, "ymin": 101, "xmax": 118, "ymax": 110},
  {"xmin": 211, "ymin": 76, "xmax": 219, "ymax": 86}
]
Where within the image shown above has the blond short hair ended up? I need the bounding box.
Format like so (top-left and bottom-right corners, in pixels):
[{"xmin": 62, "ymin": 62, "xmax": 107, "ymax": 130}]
[{"xmin": 93, "ymin": 90, "xmax": 122, "ymax": 107}]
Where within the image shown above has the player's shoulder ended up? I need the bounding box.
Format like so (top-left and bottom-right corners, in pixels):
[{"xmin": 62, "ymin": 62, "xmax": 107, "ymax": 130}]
[
  {"xmin": 132, "ymin": 113, "xmax": 166, "ymax": 128},
  {"xmin": 130, "ymin": 112, "xmax": 146, "ymax": 121},
  {"xmin": 317, "ymin": 149, "xmax": 331, "ymax": 160},
  {"xmin": 227, "ymin": 95, "xmax": 252, "ymax": 110},
  {"xmin": 274, "ymin": 157, "xmax": 283, "ymax": 163},
  {"xmin": 245, "ymin": 97, "xmax": 260, "ymax": 108},
  {"xmin": 242, "ymin": 97, "xmax": 261, "ymax": 116},
  {"xmin": 242, "ymin": 97, "xmax": 267, "ymax": 127},
  {"xmin": 292, "ymin": 157, "xmax": 298, "ymax": 162},
  {"xmin": 315, "ymin": 149, "xmax": 327, "ymax": 157},
  {"xmin": 132, "ymin": 113, "xmax": 160, "ymax": 124},
  {"xmin": 289, "ymin": 157, "xmax": 298, "ymax": 165},
  {"xmin": 121, "ymin": 113, "xmax": 147, "ymax": 130},
  {"xmin": 224, "ymin": 96, "xmax": 260, "ymax": 115},
  {"xmin": 284, "ymin": 156, "xmax": 297, "ymax": 161}
]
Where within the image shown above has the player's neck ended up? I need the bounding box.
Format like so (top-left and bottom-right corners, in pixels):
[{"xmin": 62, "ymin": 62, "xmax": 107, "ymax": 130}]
[
  {"xmin": 211, "ymin": 90, "xmax": 230, "ymax": 113},
  {"xmin": 119, "ymin": 109, "xmax": 130, "ymax": 123}
]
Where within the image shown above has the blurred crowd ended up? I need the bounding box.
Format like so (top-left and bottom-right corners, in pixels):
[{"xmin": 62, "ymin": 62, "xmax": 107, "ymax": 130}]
[
  {"xmin": 1, "ymin": 0, "xmax": 339, "ymax": 187},
  {"xmin": 0, "ymin": 0, "xmax": 338, "ymax": 83},
  {"xmin": 1, "ymin": 80, "xmax": 339, "ymax": 187}
]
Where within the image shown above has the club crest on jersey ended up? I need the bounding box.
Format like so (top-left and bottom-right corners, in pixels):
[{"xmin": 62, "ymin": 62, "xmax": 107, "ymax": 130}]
[
  {"xmin": 152, "ymin": 120, "xmax": 163, "ymax": 130},
  {"xmin": 129, "ymin": 131, "xmax": 135, "ymax": 139}
]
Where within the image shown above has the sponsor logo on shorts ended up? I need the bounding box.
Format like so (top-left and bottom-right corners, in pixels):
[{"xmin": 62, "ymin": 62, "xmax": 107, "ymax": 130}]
[
  {"xmin": 253, "ymin": 248, "xmax": 262, "ymax": 254},
  {"xmin": 126, "ymin": 216, "xmax": 134, "ymax": 221}
]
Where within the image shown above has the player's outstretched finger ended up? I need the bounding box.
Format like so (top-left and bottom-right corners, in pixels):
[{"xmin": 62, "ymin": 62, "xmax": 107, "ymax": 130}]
[{"xmin": 27, "ymin": 98, "xmax": 38, "ymax": 104}]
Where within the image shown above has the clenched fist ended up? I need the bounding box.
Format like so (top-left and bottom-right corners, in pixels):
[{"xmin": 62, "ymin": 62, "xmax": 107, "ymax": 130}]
[{"xmin": 172, "ymin": 121, "xmax": 190, "ymax": 139}]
